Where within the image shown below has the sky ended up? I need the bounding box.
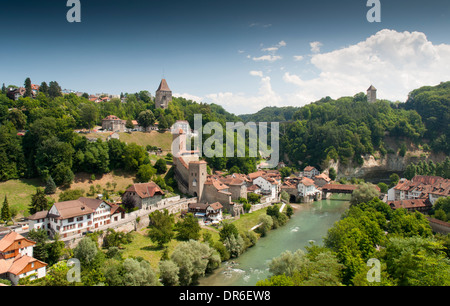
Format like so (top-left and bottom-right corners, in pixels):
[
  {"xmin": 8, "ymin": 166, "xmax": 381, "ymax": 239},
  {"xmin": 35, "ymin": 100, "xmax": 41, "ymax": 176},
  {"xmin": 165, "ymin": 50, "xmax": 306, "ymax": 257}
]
[{"xmin": 1, "ymin": 0, "xmax": 450, "ymax": 115}]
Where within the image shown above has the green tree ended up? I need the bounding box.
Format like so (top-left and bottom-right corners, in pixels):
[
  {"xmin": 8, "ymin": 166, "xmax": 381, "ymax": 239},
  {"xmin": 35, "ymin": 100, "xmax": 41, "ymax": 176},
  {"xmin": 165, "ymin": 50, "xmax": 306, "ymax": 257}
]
[
  {"xmin": 125, "ymin": 118, "xmax": 134, "ymax": 130},
  {"xmin": 329, "ymin": 167, "xmax": 337, "ymax": 181},
  {"xmin": 24, "ymin": 77, "xmax": 32, "ymax": 98},
  {"xmin": 48, "ymin": 81, "xmax": 62, "ymax": 99},
  {"xmin": 122, "ymin": 258, "xmax": 160, "ymax": 286},
  {"xmin": 175, "ymin": 213, "xmax": 201, "ymax": 241},
  {"xmin": 350, "ymin": 183, "xmax": 380, "ymax": 206},
  {"xmin": 29, "ymin": 188, "xmax": 50, "ymax": 215},
  {"xmin": 79, "ymin": 103, "xmax": 99, "ymax": 130},
  {"xmin": 137, "ymin": 110, "xmax": 155, "ymax": 132},
  {"xmin": 39, "ymin": 81, "xmax": 48, "ymax": 96},
  {"xmin": 136, "ymin": 164, "xmax": 156, "ymax": 183},
  {"xmin": 154, "ymin": 158, "xmax": 167, "ymax": 174},
  {"xmin": 1, "ymin": 195, "xmax": 11, "ymax": 222},
  {"xmin": 384, "ymin": 236, "xmax": 450, "ymax": 286},
  {"xmin": 170, "ymin": 240, "xmax": 220, "ymax": 286},
  {"xmin": 73, "ymin": 237, "xmax": 98, "ymax": 268},
  {"xmin": 44, "ymin": 176, "xmax": 57, "ymax": 194},
  {"xmin": 219, "ymin": 222, "xmax": 239, "ymax": 242},
  {"xmin": 148, "ymin": 209, "xmax": 175, "ymax": 248},
  {"xmin": 158, "ymin": 260, "xmax": 180, "ymax": 286}
]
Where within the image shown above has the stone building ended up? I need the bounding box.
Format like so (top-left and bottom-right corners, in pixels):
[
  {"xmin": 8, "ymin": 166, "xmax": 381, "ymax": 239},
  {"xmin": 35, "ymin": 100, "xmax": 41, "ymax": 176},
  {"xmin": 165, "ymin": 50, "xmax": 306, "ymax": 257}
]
[
  {"xmin": 367, "ymin": 85, "xmax": 377, "ymax": 103},
  {"xmin": 155, "ymin": 79, "xmax": 172, "ymax": 109},
  {"xmin": 122, "ymin": 182, "xmax": 165, "ymax": 210}
]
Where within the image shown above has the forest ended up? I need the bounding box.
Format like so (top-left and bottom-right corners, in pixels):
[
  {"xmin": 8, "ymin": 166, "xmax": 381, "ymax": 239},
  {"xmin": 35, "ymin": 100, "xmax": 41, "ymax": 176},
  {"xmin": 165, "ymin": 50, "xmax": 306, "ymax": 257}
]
[{"xmin": 239, "ymin": 82, "xmax": 450, "ymax": 170}]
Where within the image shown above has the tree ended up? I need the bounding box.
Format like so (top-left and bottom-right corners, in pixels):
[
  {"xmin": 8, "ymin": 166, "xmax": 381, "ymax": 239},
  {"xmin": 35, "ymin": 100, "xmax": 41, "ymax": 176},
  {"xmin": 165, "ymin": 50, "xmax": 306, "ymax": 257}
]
[
  {"xmin": 137, "ymin": 110, "xmax": 155, "ymax": 132},
  {"xmin": 24, "ymin": 77, "xmax": 32, "ymax": 98},
  {"xmin": 1, "ymin": 195, "xmax": 11, "ymax": 223},
  {"xmin": 389, "ymin": 173, "xmax": 400, "ymax": 188},
  {"xmin": 329, "ymin": 167, "xmax": 337, "ymax": 181},
  {"xmin": 175, "ymin": 213, "xmax": 201, "ymax": 241},
  {"xmin": 171, "ymin": 240, "xmax": 220, "ymax": 285},
  {"xmin": 158, "ymin": 260, "xmax": 180, "ymax": 286},
  {"xmin": 257, "ymin": 214, "xmax": 273, "ymax": 236},
  {"xmin": 148, "ymin": 209, "xmax": 175, "ymax": 247},
  {"xmin": 384, "ymin": 236, "xmax": 450, "ymax": 286},
  {"xmin": 122, "ymin": 258, "xmax": 160, "ymax": 286},
  {"xmin": 136, "ymin": 164, "xmax": 156, "ymax": 183},
  {"xmin": 223, "ymin": 234, "xmax": 245, "ymax": 258},
  {"xmin": 154, "ymin": 158, "xmax": 167, "ymax": 174},
  {"xmin": 79, "ymin": 103, "xmax": 99, "ymax": 130},
  {"xmin": 73, "ymin": 237, "xmax": 98, "ymax": 268},
  {"xmin": 29, "ymin": 188, "xmax": 50, "ymax": 215},
  {"xmin": 48, "ymin": 81, "xmax": 62, "ymax": 99},
  {"xmin": 44, "ymin": 176, "xmax": 57, "ymax": 194},
  {"xmin": 219, "ymin": 222, "xmax": 239, "ymax": 242},
  {"xmin": 350, "ymin": 183, "xmax": 380, "ymax": 206},
  {"xmin": 377, "ymin": 182, "xmax": 388, "ymax": 194},
  {"xmin": 8, "ymin": 109, "xmax": 27, "ymax": 130},
  {"xmin": 58, "ymin": 188, "xmax": 84, "ymax": 201},
  {"xmin": 39, "ymin": 82, "xmax": 49, "ymax": 96},
  {"xmin": 125, "ymin": 118, "xmax": 134, "ymax": 130}
]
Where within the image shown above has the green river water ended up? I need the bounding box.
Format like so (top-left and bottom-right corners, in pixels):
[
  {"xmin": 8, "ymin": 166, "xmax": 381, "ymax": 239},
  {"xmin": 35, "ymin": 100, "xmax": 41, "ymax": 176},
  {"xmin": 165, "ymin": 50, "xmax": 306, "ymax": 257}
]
[{"xmin": 198, "ymin": 196, "xmax": 350, "ymax": 286}]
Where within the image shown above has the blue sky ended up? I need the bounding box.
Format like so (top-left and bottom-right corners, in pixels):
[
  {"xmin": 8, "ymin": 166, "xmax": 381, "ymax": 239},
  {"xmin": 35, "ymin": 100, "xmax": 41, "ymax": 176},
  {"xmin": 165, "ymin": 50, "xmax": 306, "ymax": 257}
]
[{"xmin": 1, "ymin": 0, "xmax": 450, "ymax": 114}]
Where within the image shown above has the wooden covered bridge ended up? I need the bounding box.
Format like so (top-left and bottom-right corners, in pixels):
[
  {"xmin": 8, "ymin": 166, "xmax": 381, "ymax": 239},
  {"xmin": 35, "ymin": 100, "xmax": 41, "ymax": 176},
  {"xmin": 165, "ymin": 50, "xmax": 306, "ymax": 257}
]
[{"xmin": 321, "ymin": 184, "xmax": 380, "ymax": 197}]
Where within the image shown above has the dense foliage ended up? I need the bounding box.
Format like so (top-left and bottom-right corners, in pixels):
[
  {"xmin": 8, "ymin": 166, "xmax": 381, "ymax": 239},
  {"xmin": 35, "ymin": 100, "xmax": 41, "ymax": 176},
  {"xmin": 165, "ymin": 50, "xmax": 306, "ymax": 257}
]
[
  {"xmin": 240, "ymin": 83, "xmax": 450, "ymax": 170},
  {"xmin": 257, "ymin": 197, "xmax": 450, "ymax": 286},
  {"xmin": 0, "ymin": 78, "xmax": 245, "ymax": 184}
]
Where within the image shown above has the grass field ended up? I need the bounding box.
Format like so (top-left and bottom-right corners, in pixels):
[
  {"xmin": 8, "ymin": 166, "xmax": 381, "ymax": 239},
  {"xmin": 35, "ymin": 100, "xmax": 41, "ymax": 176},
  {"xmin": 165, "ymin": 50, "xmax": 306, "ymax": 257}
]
[
  {"xmin": 0, "ymin": 170, "xmax": 138, "ymax": 219},
  {"xmin": 120, "ymin": 207, "xmax": 269, "ymax": 269},
  {"xmin": 85, "ymin": 131, "xmax": 173, "ymax": 152},
  {"xmin": 0, "ymin": 179, "xmax": 43, "ymax": 217}
]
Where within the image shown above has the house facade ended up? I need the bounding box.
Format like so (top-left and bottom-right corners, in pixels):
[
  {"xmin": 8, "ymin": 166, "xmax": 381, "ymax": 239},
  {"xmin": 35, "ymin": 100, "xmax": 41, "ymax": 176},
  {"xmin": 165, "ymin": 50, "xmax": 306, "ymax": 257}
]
[
  {"xmin": 187, "ymin": 202, "xmax": 223, "ymax": 223},
  {"xmin": 122, "ymin": 182, "xmax": 165, "ymax": 210},
  {"xmin": 28, "ymin": 197, "xmax": 124, "ymax": 239},
  {"xmin": 0, "ymin": 232, "xmax": 47, "ymax": 285}
]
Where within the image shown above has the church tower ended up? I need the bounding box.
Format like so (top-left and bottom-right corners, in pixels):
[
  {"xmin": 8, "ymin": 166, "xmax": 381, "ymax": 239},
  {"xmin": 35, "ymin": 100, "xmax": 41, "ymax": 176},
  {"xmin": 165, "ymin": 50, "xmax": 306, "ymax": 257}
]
[
  {"xmin": 155, "ymin": 79, "xmax": 172, "ymax": 109},
  {"xmin": 367, "ymin": 85, "xmax": 377, "ymax": 103}
]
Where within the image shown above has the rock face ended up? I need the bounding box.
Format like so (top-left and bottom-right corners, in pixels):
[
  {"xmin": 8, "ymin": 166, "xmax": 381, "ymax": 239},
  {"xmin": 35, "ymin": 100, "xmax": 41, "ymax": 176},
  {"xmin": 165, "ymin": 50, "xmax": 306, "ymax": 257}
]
[{"xmin": 328, "ymin": 151, "xmax": 445, "ymax": 180}]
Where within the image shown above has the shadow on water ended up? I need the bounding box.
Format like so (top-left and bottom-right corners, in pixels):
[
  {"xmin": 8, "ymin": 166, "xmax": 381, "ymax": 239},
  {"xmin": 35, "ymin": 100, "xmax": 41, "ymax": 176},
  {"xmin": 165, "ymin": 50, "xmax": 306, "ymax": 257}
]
[{"xmin": 198, "ymin": 198, "xmax": 349, "ymax": 286}]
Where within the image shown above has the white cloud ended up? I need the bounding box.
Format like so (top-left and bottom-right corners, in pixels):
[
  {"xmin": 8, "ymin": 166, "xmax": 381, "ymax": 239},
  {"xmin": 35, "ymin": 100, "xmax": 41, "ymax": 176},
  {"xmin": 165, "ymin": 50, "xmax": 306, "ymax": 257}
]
[
  {"xmin": 310, "ymin": 41, "xmax": 323, "ymax": 53},
  {"xmin": 249, "ymin": 70, "xmax": 264, "ymax": 77},
  {"xmin": 203, "ymin": 75, "xmax": 282, "ymax": 115},
  {"xmin": 261, "ymin": 40, "xmax": 287, "ymax": 53},
  {"xmin": 174, "ymin": 92, "xmax": 203, "ymax": 102},
  {"xmin": 284, "ymin": 29, "xmax": 450, "ymax": 106},
  {"xmin": 252, "ymin": 55, "xmax": 282, "ymax": 62},
  {"xmin": 293, "ymin": 55, "xmax": 304, "ymax": 61}
]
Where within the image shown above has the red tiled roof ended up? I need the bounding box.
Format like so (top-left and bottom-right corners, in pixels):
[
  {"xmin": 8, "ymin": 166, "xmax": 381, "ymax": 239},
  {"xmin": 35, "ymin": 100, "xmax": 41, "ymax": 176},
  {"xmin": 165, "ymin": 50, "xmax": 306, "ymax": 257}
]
[
  {"xmin": 156, "ymin": 79, "xmax": 171, "ymax": 92},
  {"xmin": 125, "ymin": 182, "xmax": 164, "ymax": 199}
]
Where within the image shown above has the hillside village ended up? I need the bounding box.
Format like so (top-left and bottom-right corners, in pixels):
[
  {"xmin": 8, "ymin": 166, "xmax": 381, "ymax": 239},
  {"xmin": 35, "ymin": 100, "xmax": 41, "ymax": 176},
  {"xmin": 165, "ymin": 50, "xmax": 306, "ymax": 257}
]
[{"xmin": 1, "ymin": 79, "xmax": 449, "ymax": 286}]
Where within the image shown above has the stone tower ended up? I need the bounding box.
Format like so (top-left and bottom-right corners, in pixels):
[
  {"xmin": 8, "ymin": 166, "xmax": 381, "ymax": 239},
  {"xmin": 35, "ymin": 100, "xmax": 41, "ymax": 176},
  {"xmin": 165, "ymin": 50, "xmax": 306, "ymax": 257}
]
[
  {"xmin": 188, "ymin": 160, "xmax": 207, "ymax": 199},
  {"xmin": 367, "ymin": 85, "xmax": 377, "ymax": 103},
  {"xmin": 155, "ymin": 79, "xmax": 172, "ymax": 109}
]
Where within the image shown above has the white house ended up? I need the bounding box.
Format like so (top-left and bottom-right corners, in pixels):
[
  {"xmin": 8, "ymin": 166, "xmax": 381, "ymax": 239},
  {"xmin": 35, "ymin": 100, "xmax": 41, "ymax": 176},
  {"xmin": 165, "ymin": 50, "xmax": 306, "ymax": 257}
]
[
  {"xmin": 297, "ymin": 177, "xmax": 319, "ymax": 197},
  {"xmin": 28, "ymin": 197, "xmax": 124, "ymax": 239},
  {"xmin": 0, "ymin": 232, "xmax": 47, "ymax": 285},
  {"xmin": 187, "ymin": 202, "xmax": 223, "ymax": 223},
  {"xmin": 253, "ymin": 176, "xmax": 278, "ymax": 199},
  {"xmin": 303, "ymin": 166, "xmax": 320, "ymax": 178}
]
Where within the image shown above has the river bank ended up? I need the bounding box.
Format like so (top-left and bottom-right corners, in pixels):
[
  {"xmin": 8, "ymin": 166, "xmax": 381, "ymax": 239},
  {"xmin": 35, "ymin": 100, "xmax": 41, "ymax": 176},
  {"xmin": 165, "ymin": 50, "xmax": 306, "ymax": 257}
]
[{"xmin": 198, "ymin": 197, "xmax": 350, "ymax": 286}]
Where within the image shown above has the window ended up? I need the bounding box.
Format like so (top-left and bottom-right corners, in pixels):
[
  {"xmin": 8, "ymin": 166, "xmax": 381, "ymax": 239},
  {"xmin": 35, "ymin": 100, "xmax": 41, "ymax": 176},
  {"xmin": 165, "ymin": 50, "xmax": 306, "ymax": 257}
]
[{"xmin": 68, "ymin": 218, "xmax": 74, "ymax": 223}]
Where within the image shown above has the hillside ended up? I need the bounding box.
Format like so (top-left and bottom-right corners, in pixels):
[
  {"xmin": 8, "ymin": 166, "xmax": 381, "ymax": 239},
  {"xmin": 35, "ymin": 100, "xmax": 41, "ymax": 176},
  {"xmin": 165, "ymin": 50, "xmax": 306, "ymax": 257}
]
[{"xmin": 236, "ymin": 83, "xmax": 450, "ymax": 175}]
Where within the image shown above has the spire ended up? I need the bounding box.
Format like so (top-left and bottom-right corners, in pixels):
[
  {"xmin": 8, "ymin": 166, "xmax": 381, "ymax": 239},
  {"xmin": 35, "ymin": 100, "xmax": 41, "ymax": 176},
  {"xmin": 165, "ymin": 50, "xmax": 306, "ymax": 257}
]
[{"xmin": 156, "ymin": 79, "xmax": 171, "ymax": 92}]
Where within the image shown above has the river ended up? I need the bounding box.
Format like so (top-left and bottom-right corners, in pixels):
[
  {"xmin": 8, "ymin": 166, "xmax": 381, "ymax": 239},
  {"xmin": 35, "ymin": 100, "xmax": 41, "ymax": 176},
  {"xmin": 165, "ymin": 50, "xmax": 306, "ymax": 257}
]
[{"xmin": 198, "ymin": 196, "xmax": 350, "ymax": 286}]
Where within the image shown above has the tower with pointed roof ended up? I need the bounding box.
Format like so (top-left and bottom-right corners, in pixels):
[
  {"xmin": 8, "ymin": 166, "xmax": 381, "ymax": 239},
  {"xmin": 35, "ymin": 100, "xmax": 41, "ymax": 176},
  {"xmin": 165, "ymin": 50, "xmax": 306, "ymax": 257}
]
[
  {"xmin": 155, "ymin": 78, "xmax": 172, "ymax": 109},
  {"xmin": 367, "ymin": 85, "xmax": 377, "ymax": 103}
]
